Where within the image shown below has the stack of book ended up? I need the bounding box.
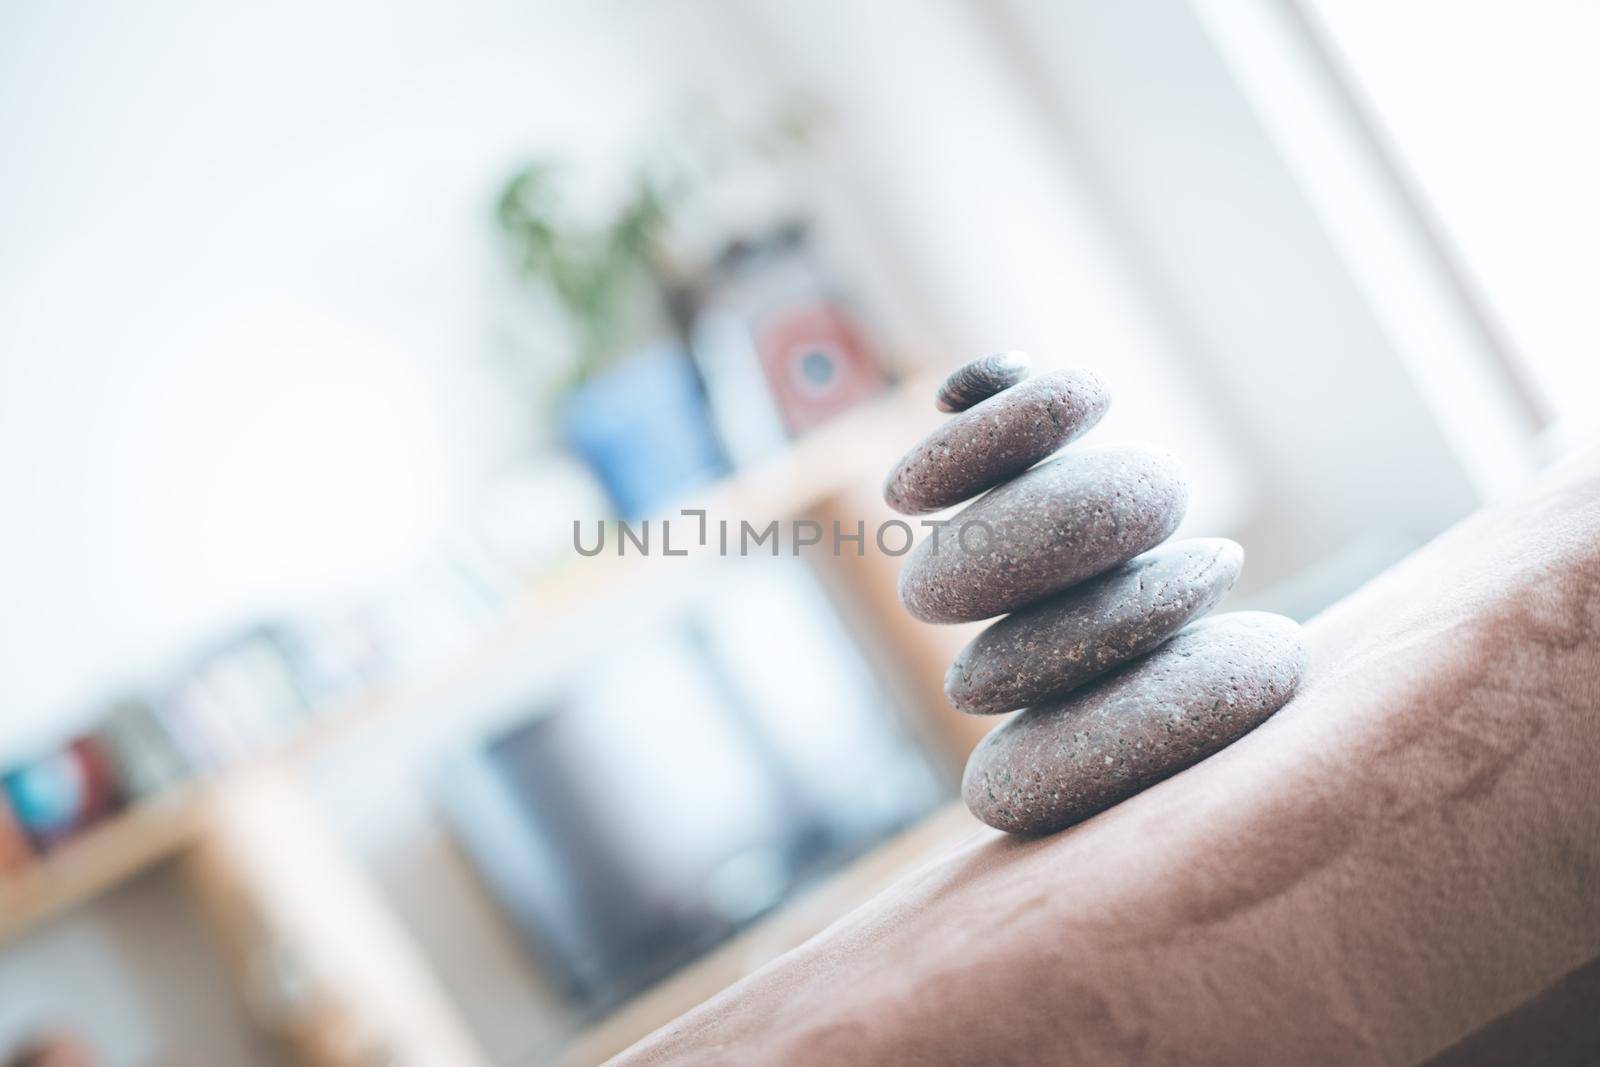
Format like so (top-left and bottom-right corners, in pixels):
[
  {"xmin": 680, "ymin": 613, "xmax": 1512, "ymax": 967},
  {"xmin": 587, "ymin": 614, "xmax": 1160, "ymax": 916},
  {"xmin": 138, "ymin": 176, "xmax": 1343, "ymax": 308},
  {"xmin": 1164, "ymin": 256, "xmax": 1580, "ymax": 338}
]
[
  {"xmin": 0, "ymin": 616, "xmax": 393, "ymax": 869},
  {"xmin": 0, "ymin": 786, "xmax": 30, "ymax": 876},
  {"xmin": 1, "ymin": 734, "xmax": 126, "ymax": 857},
  {"xmin": 0, "ymin": 485, "xmax": 559, "ymax": 871},
  {"xmin": 158, "ymin": 625, "xmax": 322, "ymax": 771},
  {"xmin": 91, "ymin": 698, "xmax": 192, "ymax": 800}
]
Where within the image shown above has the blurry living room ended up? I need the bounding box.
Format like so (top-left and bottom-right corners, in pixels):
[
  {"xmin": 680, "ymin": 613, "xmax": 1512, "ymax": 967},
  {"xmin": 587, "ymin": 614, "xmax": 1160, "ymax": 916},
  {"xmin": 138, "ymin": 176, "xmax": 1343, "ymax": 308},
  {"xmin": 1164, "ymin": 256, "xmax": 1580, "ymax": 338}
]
[{"xmin": 2, "ymin": 2, "xmax": 1597, "ymax": 1065}]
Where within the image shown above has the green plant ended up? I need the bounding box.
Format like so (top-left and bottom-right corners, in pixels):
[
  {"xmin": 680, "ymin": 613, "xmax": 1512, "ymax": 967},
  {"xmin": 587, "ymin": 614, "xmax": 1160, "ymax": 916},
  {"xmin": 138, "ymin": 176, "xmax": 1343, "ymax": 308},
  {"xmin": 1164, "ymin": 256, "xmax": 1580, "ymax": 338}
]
[
  {"xmin": 495, "ymin": 163, "xmax": 673, "ymax": 388},
  {"xmin": 494, "ymin": 98, "xmax": 829, "ymax": 398}
]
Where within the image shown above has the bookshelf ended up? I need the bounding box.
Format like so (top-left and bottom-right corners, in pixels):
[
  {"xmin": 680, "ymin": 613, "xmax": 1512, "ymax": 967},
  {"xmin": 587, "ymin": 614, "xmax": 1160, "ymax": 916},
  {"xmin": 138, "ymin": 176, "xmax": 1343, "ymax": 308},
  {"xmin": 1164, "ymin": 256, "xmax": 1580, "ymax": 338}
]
[{"xmin": 0, "ymin": 376, "xmax": 948, "ymax": 953}]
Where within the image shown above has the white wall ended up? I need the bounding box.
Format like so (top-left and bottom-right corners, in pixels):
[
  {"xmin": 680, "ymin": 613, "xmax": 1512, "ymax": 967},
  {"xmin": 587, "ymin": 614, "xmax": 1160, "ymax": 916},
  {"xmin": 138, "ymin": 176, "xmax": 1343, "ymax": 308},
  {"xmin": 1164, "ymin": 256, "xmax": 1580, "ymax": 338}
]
[
  {"xmin": 0, "ymin": 0, "xmax": 699, "ymax": 757},
  {"xmin": 1308, "ymin": 0, "xmax": 1600, "ymax": 421}
]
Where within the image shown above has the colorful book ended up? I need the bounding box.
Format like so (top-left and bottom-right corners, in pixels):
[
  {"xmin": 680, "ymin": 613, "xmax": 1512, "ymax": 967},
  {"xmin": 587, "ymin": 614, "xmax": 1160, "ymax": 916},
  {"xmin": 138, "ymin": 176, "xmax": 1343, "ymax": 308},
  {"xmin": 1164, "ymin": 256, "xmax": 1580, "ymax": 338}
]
[
  {"xmin": 0, "ymin": 789, "xmax": 32, "ymax": 875},
  {"xmin": 1, "ymin": 737, "xmax": 125, "ymax": 852}
]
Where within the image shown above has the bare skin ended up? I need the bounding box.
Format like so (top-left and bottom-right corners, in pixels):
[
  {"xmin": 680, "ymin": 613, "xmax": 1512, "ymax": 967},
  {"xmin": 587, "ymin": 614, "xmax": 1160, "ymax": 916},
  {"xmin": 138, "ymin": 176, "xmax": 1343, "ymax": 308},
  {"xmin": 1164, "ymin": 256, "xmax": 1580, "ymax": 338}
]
[{"xmin": 614, "ymin": 446, "xmax": 1600, "ymax": 1066}]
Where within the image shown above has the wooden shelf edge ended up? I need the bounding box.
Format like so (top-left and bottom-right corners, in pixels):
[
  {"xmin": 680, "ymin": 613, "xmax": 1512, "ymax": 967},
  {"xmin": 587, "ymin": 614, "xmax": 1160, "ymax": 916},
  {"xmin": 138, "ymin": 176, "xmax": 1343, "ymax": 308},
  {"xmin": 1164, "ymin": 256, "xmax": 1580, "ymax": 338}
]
[{"xmin": 0, "ymin": 787, "xmax": 209, "ymax": 945}]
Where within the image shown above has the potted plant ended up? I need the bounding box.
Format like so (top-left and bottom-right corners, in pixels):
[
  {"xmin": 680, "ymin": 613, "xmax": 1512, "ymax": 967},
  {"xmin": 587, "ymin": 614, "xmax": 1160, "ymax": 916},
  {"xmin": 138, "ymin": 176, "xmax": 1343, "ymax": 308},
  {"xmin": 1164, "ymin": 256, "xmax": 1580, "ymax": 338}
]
[{"xmin": 495, "ymin": 163, "xmax": 726, "ymax": 520}]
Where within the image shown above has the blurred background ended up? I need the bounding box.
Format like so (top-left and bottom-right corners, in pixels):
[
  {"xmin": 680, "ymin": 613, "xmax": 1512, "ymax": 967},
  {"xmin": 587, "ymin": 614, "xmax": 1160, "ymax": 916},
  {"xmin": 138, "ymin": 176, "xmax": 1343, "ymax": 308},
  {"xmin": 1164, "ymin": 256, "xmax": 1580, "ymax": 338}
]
[{"xmin": 1, "ymin": 1, "xmax": 1595, "ymax": 1064}]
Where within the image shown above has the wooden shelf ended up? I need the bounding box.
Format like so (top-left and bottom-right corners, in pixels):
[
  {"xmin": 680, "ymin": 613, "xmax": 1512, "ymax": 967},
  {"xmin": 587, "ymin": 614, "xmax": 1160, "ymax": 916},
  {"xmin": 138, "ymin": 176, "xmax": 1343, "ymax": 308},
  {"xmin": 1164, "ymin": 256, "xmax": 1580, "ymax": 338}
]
[
  {"xmin": 0, "ymin": 377, "xmax": 943, "ymax": 948},
  {"xmin": 0, "ymin": 787, "xmax": 209, "ymax": 945}
]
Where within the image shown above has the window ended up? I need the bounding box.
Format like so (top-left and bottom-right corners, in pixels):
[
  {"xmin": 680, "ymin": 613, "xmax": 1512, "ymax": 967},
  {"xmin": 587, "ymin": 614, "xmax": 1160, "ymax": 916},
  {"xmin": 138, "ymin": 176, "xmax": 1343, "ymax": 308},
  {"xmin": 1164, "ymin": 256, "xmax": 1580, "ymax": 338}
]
[{"xmin": 1307, "ymin": 0, "xmax": 1600, "ymax": 434}]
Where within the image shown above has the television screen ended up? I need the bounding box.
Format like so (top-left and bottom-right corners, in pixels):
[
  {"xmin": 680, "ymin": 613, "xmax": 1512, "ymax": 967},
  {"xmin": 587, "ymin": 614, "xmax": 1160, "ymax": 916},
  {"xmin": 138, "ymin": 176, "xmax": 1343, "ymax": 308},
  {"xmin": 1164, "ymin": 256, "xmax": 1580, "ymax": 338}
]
[{"xmin": 443, "ymin": 558, "xmax": 944, "ymax": 1014}]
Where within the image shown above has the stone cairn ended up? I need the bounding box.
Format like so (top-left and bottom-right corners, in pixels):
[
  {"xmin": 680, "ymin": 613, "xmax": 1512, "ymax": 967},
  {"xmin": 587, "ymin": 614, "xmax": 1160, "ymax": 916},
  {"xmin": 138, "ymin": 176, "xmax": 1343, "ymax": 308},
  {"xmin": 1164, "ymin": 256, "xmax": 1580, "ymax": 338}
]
[{"xmin": 884, "ymin": 353, "xmax": 1308, "ymax": 834}]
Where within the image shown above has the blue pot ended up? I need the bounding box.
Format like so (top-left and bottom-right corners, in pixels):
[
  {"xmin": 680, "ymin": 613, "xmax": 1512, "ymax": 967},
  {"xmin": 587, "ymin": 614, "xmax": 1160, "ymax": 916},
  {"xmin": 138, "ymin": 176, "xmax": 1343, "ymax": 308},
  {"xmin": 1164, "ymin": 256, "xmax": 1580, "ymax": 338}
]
[{"xmin": 562, "ymin": 344, "xmax": 728, "ymax": 520}]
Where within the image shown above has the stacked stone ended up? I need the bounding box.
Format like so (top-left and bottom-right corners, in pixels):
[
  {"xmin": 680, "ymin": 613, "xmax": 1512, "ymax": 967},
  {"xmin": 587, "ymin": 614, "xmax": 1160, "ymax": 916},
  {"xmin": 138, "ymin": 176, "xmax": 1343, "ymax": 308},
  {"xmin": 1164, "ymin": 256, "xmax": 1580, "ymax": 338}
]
[{"xmin": 884, "ymin": 353, "xmax": 1307, "ymax": 835}]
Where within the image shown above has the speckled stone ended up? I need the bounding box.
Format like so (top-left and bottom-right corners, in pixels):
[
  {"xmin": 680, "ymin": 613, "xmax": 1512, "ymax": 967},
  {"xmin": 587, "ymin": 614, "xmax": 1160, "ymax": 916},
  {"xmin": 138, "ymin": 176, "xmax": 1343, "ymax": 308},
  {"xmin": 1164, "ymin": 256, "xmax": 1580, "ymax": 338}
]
[
  {"xmin": 946, "ymin": 538, "xmax": 1244, "ymax": 715},
  {"xmin": 897, "ymin": 443, "xmax": 1189, "ymax": 623},
  {"xmin": 883, "ymin": 368, "xmax": 1109, "ymax": 515},
  {"xmin": 962, "ymin": 611, "xmax": 1307, "ymax": 834},
  {"xmin": 935, "ymin": 351, "xmax": 1033, "ymax": 413}
]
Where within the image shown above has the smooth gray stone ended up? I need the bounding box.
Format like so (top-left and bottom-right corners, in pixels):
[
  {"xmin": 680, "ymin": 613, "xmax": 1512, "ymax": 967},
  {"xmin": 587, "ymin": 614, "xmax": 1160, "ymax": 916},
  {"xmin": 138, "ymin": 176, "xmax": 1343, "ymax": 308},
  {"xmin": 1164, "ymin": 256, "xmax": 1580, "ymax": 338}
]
[
  {"xmin": 935, "ymin": 350, "xmax": 1032, "ymax": 413},
  {"xmin": 947, "ymin": 538, "xmax": 1243, "ymax": 715},
  {"xmin": 897, "ymin": 443, "xmax": 1188, "ymax": 623},
  {"xmin": 883, "ymin": 368, "xmax": 1109, "ymax": 515},
  {"xmin": 962, "ymin": 611, "xmax": 1307, "ymax": 835}
]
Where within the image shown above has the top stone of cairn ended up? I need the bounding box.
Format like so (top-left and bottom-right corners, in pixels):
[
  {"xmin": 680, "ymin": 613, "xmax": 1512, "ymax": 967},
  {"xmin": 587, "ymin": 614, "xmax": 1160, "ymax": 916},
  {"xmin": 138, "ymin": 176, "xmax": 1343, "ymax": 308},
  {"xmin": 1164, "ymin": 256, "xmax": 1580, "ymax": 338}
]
[
  {"xmin": 936, "ymin": 350, "xmax": 1033, "ymax": 412},
  {"xmin": 884, "ymin": 364, "xmax": 1109, "ymax": 515}
]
